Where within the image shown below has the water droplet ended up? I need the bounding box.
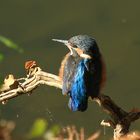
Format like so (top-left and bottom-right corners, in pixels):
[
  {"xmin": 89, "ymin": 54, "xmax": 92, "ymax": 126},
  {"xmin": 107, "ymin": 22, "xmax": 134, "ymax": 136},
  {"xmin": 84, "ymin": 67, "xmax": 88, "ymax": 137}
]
[
  {"xmin": 48, "ymin": 111, "xmax": 51, "ymax": 114},
  {"xmin": 46, "ymin": 108, "xmax": 51, "ymax": 114},
  {"xmin": 46, "ymin": 108, "xmax": 55, "ymax": 122}
]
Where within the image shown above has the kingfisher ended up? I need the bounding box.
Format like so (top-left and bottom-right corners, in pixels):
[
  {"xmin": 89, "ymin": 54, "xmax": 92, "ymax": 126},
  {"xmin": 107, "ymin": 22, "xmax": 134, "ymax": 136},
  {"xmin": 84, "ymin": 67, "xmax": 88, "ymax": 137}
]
[{"xmin": 52, "ymin": 35, "xmax": 106, "ymax": 112}]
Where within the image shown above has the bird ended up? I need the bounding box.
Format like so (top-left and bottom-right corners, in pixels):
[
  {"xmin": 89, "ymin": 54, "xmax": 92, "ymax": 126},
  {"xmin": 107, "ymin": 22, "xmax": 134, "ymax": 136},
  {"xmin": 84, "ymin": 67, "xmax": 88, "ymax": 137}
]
[{"xmin": 52, "ymin": 35, "xmax": 106, "ymax": 112}]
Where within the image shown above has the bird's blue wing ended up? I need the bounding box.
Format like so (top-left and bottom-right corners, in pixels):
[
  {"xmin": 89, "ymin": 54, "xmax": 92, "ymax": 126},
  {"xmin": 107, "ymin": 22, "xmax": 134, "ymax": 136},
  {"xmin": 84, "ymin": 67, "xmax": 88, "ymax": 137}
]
[
  {"xmin": 62, "ymin": 55, "xmax": 80, "ymax": 95},
  {"xmin": 68, "ymin": 59, "xmax": 89, "ymax": 111}
]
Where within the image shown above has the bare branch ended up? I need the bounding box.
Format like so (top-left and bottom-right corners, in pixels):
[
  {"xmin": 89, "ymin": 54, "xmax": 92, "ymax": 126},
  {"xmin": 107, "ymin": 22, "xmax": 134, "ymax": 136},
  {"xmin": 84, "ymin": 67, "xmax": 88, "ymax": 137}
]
[
  {"xmin": 0, "ymin": 65, "xmax": 62, "ymax": 102},
  {"xmin": 96, "ymin": 95, "xmax": 140, "ymax": 139},
  {"xmin": 0, "ymin": 60, "xmax": 139, "ymax": 139}
]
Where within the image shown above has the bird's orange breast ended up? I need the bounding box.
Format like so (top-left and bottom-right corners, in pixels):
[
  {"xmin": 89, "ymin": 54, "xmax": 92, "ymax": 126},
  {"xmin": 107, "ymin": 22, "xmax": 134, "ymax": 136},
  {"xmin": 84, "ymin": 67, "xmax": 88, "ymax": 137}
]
[{"xmin": 59, "ymin": 53, "xmax": 70, "ymax": 80}]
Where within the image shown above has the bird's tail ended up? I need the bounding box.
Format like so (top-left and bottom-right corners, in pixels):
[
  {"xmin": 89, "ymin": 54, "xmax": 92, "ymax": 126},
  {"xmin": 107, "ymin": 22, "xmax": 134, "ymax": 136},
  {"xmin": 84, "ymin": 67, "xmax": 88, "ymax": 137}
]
[{"xmin": 68, "ymin": 97, "xmax": 88, "ymax": 112}]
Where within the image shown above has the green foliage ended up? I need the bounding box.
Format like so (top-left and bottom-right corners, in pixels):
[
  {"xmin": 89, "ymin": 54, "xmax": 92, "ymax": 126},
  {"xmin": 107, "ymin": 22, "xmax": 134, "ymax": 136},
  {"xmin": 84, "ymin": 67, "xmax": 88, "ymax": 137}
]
[
  {"xmin": 0, "ymin": 35, "xmax": 23, "ymax": 53},
  {"xmin": 28, "ymin": 118, "xmax": 61, "ymax": 140},
  {"xmin": 28, "ymin": 118, "xmax": 48, "ymax": 139},
  {"xmin": 0, "ymin": 35, "xmax": 24, "ymax": 85}
]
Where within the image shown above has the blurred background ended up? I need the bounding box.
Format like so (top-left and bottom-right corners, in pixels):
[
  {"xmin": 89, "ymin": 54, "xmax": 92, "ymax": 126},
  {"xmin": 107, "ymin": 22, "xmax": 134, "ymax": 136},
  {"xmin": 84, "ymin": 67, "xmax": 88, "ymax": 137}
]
[{"xmin": 0, "ymin": 0, "xmax": 140, "ymax": 139}]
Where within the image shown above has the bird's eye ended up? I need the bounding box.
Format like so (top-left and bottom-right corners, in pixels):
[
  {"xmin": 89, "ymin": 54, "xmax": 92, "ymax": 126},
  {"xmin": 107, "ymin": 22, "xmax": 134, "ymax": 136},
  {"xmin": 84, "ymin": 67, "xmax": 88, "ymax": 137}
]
[
  {"xmin": 71, "ymin": 44, "xmax": 77, "ymax": 48},
  {"xmin": 68, "ymin": 41, "xmax": 77, "ymax": 48}
]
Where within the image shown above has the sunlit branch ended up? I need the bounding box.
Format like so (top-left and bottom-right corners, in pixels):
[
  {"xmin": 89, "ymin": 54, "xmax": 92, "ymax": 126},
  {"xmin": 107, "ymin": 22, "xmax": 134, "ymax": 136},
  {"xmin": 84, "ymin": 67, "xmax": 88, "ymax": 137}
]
[{"xmin": 0, "ymin": 60, "xmax": 139, "ymax": 140}]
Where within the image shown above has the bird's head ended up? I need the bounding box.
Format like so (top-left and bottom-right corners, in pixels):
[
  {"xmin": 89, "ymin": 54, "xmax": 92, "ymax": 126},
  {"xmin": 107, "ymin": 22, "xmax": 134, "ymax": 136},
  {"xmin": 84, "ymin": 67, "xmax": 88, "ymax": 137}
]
[{"xmin": 52, "ymin": 35, "xmax": 100, "ymax": 59}]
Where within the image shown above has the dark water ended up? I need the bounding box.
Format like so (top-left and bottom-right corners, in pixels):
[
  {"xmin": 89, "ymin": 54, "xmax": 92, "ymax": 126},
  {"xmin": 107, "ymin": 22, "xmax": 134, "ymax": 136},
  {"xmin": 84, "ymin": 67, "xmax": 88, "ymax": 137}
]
[{"xmin": 0, "ymin": 0, "xmax": 140, "ymax": 139}]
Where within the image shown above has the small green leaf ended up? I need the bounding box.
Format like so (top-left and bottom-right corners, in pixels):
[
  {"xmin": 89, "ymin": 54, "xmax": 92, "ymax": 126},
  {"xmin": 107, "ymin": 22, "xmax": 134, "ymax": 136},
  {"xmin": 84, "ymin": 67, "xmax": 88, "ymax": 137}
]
[
  {"xmin": 28, "ymin": 118, "xmax": 48, "ymax": 139},
  {"xmin": 0, "ymin": 36, "xmax": 23, "ymax": 53}
]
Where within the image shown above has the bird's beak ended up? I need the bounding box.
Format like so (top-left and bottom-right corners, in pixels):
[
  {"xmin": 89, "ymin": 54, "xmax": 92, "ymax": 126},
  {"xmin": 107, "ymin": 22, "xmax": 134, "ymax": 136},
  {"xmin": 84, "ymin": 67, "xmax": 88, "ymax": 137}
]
[
  {"xmin": 52, "ymin": 39, "xmax": 74, "ymax": 55},
  {"xmin": 52, "ymin": 39, "xmax": 68, "ymax": 45},
  {"xmin": 52, "ymin": 39, "xmax": 92, "ymax": 59}
]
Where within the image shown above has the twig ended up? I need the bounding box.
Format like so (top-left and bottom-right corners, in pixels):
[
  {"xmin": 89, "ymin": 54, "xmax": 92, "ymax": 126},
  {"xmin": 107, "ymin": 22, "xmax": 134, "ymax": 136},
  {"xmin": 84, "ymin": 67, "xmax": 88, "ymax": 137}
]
[{"xmin": 96, "ymin": 95, "xmax": 140, "ymax": 139}]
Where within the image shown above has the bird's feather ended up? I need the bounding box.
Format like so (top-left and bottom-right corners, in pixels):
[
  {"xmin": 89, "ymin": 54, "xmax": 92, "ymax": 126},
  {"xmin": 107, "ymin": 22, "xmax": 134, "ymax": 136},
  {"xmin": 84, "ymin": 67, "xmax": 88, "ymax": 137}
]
[
  {"xmin": 68, "ymin": 59, "xmax": 88, "ymax": 111},
  {"xmin": 62, "ymin": 55, "xmax": 81, "ymax": 95},
  {"xmin": 85, "ymin": 57, "xmax": 103, "ymax": 98},
  {"xmin": 59, "ymin": 53, "xmax": 70, "ymax": 80}
]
